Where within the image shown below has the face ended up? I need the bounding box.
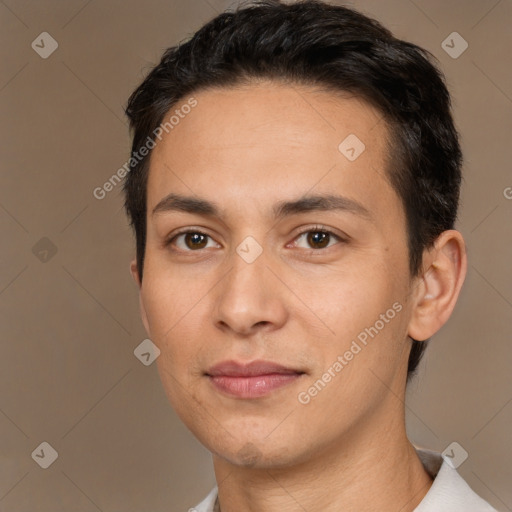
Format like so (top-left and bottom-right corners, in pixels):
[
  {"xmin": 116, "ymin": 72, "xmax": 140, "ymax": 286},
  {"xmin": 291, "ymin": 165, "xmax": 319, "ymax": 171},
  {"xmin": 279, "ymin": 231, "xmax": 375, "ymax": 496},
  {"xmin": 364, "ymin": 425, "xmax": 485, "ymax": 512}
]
[{"xmin": 136, "ymin": 81, "xmax": 418, "ymax": 469}]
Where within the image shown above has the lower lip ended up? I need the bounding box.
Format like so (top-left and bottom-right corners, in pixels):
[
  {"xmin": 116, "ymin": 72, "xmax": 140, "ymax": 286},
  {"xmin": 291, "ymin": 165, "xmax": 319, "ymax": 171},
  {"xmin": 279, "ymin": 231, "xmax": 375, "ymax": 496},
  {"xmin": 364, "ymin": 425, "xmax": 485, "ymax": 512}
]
[{"xmin": 208, "ymin": 373, "xmax": 302, "ymax": 399}]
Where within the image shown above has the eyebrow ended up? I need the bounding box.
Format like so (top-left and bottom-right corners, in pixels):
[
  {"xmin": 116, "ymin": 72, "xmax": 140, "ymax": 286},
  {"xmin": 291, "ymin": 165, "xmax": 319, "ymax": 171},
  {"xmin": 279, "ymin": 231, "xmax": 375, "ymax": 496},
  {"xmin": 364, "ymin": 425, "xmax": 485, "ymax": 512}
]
[{"xmin": 151, "ymin": 192, "xmax": 372, "ymax": 221}]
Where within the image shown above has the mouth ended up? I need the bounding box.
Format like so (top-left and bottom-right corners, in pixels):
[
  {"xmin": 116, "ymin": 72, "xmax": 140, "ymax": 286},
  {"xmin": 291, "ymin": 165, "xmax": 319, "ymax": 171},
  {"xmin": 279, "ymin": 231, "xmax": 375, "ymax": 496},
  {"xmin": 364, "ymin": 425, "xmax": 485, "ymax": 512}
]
[{"xmin": 205, "ymin": 360, "xmax": 306, "ymax": 399}]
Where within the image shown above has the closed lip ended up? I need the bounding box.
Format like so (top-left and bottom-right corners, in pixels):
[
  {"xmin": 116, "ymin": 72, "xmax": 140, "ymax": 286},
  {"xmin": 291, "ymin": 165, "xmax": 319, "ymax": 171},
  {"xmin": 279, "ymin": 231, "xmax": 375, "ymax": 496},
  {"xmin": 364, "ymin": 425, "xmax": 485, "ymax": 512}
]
[{"xmin": 206, "ymin": 360, "xmax": 305, "ymax": 377}]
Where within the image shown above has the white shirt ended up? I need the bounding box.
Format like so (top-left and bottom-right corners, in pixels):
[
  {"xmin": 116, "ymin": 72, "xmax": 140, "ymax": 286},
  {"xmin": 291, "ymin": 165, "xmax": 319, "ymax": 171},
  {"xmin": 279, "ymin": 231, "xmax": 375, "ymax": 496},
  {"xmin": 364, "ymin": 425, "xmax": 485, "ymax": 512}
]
[{"xmin": 189, "ymin": 448, "xmax": 498, "ymax": 511}]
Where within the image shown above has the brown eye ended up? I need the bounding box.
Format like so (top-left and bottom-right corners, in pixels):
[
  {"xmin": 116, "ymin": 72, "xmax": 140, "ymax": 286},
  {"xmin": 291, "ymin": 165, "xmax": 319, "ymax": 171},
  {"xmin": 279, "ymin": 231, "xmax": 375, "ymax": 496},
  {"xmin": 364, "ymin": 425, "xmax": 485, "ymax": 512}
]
[
  {"xmin": 167, "ymin": 231, "xmax": 217, "ymax": 251},
  {"xmin": 183, "ymin": 232, "xmax": 208, "ymax": 250},
  {"xmin": 306, "ymin": 231, "xmax": 331, "ymax": 249},
  {"xmin": 294, "ymin": 228, "xmax": 343, "ymax": 251}
]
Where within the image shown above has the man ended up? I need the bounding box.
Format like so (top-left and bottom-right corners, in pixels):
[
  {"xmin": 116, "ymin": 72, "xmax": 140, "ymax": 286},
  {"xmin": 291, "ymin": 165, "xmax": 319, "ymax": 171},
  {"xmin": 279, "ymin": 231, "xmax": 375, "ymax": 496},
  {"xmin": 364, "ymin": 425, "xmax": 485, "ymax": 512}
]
[{"xmin": 122, "ymin": 1, "xmax": 497, "ymax": 510}]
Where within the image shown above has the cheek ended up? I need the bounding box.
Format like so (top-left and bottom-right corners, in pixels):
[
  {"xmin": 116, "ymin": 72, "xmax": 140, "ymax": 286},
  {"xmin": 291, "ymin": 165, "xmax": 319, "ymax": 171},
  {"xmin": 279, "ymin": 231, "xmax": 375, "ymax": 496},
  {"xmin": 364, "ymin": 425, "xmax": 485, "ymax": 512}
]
[
  {"xmin": 306, "ymin": 262, "xmax": 409, "ymax": 380},
  {"xmin": 316, "ymin": 265, "xmax": 396, "ymax": 332},
  {"xmin": 140, "ymin": 271, "xmax": 205, "ymax": 372},
  {"xmin": 141, "ymin": 257, "xmax": 207, "ymax": 331},
  {"xmin": 141, "ymin": 275, "xmax": 203, "ymax": 410}
]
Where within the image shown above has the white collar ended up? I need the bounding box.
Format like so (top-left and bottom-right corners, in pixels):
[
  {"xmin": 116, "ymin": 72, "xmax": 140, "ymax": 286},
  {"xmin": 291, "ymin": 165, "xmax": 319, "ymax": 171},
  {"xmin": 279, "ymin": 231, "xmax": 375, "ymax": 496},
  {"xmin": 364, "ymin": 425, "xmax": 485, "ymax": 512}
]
[
  {"xmin": 191, "ymin": 447, "xmax": 497, "ymax": 511},
  {"xmin": 413, "ymin": 447, "xmax": 497, "ymax": 511}
]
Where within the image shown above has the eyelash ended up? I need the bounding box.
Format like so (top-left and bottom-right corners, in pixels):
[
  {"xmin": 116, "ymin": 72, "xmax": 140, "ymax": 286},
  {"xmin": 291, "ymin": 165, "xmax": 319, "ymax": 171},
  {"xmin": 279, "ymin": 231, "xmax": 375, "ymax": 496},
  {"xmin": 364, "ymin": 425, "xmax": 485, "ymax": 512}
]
[{"xmin": 165, "ymin": 225, "xmax": 347, "ymax": 253}]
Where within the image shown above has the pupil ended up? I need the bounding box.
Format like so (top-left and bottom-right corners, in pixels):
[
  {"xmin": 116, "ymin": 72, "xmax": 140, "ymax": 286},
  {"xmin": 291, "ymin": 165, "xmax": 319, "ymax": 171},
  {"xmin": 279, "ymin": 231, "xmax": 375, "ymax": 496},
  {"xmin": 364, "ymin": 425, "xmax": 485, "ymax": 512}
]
[
  {"xmin": 309, "ymin": 231, "xmax": 328, "ymax": 248},
  {"xmin": 188, "ymin": 233, "xmax": 206, "ymax": 249}
]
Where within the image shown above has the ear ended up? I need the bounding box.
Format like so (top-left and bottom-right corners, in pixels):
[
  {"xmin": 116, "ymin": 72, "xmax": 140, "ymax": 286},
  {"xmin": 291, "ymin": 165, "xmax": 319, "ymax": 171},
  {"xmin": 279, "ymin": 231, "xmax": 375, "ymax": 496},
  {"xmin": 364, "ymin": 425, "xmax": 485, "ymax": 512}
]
[
  {"xmin": 407, "ymin": 230, "xmax": 467, "ymax": 341},
  {"xmin": 130, "ymin": 259, "xmax": 151, "ymax": 335}
]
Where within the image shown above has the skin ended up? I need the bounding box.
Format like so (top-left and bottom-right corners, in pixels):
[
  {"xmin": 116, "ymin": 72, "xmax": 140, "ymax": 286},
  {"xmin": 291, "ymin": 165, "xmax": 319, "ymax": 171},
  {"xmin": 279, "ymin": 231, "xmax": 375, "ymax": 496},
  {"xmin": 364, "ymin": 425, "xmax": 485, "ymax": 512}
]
[{"xmin": 130, "ymin": 81, "xmax": 467, "ymax": 511}]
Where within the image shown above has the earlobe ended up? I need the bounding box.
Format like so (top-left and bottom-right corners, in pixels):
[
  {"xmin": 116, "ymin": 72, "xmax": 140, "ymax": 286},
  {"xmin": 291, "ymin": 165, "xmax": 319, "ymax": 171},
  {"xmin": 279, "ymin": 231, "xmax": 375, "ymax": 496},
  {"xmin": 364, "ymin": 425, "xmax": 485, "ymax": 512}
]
[
  {"xmin": 407, "ymin": 230, "xmax": 467, "ymax": 341},
  {"xmin": 130, "ymin": 259, "xmax": 141, "ymax": 288}
]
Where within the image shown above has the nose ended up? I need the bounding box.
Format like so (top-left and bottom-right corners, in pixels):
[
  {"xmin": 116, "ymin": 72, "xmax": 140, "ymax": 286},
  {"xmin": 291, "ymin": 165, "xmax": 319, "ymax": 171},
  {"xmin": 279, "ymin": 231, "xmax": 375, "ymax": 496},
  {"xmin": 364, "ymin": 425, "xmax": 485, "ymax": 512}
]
[{"xmin": 213, "ymin": 247, "xmax": 288, "ymax": 337}]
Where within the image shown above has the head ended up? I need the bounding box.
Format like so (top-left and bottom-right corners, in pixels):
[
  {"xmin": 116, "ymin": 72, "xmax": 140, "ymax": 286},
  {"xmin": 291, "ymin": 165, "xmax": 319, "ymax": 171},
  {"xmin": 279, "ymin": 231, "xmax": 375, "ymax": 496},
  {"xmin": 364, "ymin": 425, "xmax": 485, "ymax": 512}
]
[{"xmin": 123, "ymin": 0, "xmax": 466, "ymax": 468}]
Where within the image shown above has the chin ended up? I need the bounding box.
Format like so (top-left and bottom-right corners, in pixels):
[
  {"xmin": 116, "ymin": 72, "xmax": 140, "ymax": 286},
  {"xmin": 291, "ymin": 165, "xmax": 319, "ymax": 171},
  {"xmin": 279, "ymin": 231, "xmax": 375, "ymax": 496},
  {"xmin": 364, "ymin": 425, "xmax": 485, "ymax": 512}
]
[{"xmin": 205, "ymin": 434, "xmax": 309, "ymax": 470}]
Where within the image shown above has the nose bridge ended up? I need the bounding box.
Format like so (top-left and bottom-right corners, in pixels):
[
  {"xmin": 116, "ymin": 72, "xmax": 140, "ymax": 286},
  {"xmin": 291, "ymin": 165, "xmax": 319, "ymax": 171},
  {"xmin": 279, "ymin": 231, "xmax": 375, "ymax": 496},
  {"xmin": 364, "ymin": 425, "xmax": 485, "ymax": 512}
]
[{"xmin": 213, "ymin": 236, "xmax": 286, "ymax": 334}]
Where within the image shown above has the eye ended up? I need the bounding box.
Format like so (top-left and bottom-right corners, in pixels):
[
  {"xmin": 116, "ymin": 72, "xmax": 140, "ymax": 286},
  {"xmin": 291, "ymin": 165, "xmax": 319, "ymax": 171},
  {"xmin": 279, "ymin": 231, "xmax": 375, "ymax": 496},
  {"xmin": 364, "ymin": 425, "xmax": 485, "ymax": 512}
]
[
  {"xmin": 166, "ymin": 230, "xmax": 219, "ymax": 251},
  {"xmin": 291, "ymin": 226, "xmax": 345, "ymax": 251},
  {"xmin": 165, "ymin": 225, "xmax": 346, "ymax": 253}
]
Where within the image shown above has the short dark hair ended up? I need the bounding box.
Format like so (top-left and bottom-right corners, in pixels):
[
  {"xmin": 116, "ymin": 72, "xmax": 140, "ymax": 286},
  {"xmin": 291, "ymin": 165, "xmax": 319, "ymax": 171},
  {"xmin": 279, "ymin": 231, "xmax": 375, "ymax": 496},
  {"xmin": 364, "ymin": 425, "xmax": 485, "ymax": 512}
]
[{"xmin": 123, "ymin": 0, "xmax": 462, "ymax": 379}]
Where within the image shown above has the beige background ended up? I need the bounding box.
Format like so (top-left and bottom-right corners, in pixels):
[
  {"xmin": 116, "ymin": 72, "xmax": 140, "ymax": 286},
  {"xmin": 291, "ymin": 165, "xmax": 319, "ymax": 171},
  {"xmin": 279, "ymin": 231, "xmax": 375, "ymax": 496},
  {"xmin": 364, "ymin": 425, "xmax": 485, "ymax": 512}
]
[{"xmin": 0, "ymin": 0, "xmax": 510, "ymax": 510}]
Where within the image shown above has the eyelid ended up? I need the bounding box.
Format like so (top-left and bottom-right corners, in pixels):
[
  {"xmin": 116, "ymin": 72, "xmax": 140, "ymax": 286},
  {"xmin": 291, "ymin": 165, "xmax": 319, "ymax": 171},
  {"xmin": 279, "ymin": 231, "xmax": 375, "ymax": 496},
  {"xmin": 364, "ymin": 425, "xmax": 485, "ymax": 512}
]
[
  {"xmin": 287, "ymin": 224, "xmax": 348, "ymax": 251},
  {"xmin": 164, "ymin": 226, "xmax": 220, "ymax": 249},
  {"xmin": 290, "ymin": 224, "xmax": 349, "ymax": 242}
]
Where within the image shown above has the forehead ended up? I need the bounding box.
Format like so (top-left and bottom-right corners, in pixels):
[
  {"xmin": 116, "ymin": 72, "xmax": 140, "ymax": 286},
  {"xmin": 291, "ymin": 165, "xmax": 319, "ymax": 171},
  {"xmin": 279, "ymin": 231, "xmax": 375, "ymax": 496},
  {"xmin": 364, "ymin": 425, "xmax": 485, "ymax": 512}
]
[
  {"xmin": 146, "ymin": 81, "xmax": 398, "ymax": 220},
  {"xmin": 155, "ymin": 81, "xmax": 387, "ymax": 153}
]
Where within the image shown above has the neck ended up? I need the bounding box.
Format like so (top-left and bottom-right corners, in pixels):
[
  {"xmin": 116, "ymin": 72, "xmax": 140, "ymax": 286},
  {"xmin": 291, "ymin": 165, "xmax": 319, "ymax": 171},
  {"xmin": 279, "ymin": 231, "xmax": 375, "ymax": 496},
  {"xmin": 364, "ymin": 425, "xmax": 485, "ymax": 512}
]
[{"xmin": 212, "ymin": 402, "xmax": 433, "ymax": 512}]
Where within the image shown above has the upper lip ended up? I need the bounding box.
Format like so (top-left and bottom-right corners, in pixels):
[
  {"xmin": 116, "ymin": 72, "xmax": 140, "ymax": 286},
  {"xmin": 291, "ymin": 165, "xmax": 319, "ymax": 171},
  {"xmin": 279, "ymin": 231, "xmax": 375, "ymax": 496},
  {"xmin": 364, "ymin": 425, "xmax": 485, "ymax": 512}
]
[{"xmin": 206, "ymin": 360, "xmax": 304, "ymax": 377}]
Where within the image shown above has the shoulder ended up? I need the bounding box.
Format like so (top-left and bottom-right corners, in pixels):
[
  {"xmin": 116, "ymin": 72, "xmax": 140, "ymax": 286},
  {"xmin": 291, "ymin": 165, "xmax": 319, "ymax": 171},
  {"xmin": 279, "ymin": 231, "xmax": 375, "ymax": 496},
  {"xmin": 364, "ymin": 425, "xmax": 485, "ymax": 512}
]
[{"xmin": 414, "ymin": 447, "xmax": 498, "ymax": 512}]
